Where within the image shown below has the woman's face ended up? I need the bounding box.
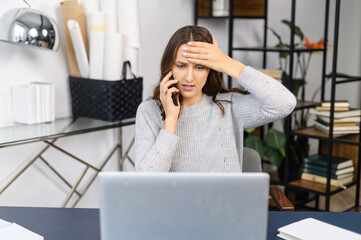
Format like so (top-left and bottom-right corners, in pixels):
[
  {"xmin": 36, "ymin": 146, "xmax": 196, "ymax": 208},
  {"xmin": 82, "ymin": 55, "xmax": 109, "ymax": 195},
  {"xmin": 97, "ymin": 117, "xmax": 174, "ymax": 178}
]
[{"xmin": 171, "ymin": 44, "xmax": 210, "ymax": 106}]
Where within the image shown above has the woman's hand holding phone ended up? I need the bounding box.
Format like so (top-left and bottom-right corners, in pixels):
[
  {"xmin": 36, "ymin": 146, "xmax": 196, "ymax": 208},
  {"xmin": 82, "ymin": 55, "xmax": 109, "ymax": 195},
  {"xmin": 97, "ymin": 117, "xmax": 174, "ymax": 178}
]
[{"xmin": 160, "ymin": 71, "xmax": 180, "ymax": 121}]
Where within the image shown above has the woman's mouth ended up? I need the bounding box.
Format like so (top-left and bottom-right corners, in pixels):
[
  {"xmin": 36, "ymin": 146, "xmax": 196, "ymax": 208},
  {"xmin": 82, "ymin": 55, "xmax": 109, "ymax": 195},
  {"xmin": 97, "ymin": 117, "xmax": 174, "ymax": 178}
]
[{"xmin": 182, "ymin": 84, "xmax": 195, "ymax": 91}]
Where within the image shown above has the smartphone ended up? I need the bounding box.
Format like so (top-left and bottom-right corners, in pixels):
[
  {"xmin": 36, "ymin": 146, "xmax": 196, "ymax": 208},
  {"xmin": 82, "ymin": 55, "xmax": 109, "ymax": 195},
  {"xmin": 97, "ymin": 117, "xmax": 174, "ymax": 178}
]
[{"xmin": 169, "ymin": 76, "xmax": 179, "ymax": 106}]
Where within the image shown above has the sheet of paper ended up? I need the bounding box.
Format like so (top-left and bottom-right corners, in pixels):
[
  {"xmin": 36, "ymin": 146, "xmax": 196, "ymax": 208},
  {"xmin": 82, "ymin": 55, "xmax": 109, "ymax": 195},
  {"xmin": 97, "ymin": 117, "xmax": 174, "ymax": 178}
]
[{"xmin": 278, "ymin": 218, "xmax": 361, "ymax": 240}]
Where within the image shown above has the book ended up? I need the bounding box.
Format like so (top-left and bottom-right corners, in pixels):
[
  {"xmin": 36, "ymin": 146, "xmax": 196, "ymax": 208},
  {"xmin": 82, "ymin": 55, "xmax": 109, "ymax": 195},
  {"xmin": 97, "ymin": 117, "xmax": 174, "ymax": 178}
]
[
  {"xmin": 316, "ymin": 118, "xmax": 357, "ymax": 127},
  {"xmin": 11, "ymin": 85, "xmax": 38, "ymax": 124},
  {"xmin": 318, "ymin": 115, "xmax": 361, "ymax": 123},
  {"xmin": 315, "ymin": 120, "xmax": 359, "ymax": 131},
  {"xmin": 0, "ymin": 218, "xmax": 44, "ymax": 240},
  {"xmin": 302, "ymin": 163, "xmax": 354, "ymax": 176},
  {"xmin": 303, "ymin": 154, "xmax": 353, "ymax": 170},
  {"xmin": 315, "ymin": 106, "xmax": 350, "ymax": 111},
  {"xmin": 314, "ymin": 121, "xmax": 360, "ymax": 134},
  {"xmin": 277, "ymin": 218, "xmax": 361, "ymax": 240},
  {"xmin": 301, "ymin": 167, "xmax": 354, "ymax": 179},
  {"xmin": 321, "ymin": 100, "xmax": 350, "ymax": 108},
  {"xmin": 310, "ymin": 108, "xmax": 361, "ymax": 118},
  {"xmin": 301, "ymin": 172, "xmax": 353, "ymax": 187}
]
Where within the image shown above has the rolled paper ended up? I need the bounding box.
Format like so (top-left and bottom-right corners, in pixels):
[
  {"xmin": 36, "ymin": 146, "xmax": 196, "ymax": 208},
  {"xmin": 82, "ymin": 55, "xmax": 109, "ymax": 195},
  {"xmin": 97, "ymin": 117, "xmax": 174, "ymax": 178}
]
[
  {"xmin": 118, "ymin": 0, "xmax": 141, "ymax": 48},
  {"xmin": 100, "ymin": 0, "xmax": 118, "ymax": 33},
  {"xmin": 68, "ymin": 20, "xmax": 89, "ymax": 78},
  {"xmin": 81, "ymin": 0, "xmax": 100, "ymax": 40},
  {"xmin": 103, "ymin": 33, "xmax": 122, "ymax": 80},
  {"xmin": 60, "ymin": 1, "xmax": 88, "ymax": 77},
  {"xmin": 123, "ymin": 35, "xmax": 138, "ymax": 78},
  {"xmin": 88, "ymin": 11, "xmax": 106, "ymax": 79}
]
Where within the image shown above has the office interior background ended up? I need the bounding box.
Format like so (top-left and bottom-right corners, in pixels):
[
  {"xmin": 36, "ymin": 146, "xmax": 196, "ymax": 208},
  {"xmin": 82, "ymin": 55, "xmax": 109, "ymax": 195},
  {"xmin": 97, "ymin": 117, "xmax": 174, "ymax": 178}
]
[{"xmin": 0, "ymin": 0, "xmax": 360, "ymax": 208}]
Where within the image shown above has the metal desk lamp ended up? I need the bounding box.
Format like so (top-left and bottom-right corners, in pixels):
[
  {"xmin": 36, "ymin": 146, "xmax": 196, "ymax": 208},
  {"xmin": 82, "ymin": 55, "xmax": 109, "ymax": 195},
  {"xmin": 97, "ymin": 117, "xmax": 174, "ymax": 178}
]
[{"xmin": 0, "ymin": 0, "xmax": 60, "ymax": 51}]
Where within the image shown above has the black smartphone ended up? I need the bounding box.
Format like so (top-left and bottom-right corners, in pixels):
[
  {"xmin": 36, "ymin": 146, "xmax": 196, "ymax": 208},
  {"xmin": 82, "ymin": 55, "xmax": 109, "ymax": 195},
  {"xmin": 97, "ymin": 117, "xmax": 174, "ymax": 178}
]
[{"xmin": 169, "ymin": 76, "xmax": 179, "ymax": 106}]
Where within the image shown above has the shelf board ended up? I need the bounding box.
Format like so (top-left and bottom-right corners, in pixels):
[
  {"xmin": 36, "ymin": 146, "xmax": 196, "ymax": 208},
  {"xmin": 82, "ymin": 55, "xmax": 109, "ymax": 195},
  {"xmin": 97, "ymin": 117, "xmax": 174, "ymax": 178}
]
[
  {"xmin": 232, "ymin": 47, "xmax": 325, "ymax": 53},
  {"xmin": 197, "ymin": 16, "xmax": 266, "ymax": 20},
  {"xmin": 295, "ymin": 101, "xmax": 319, "ymax": 110},
  {"xmin": 288, "ymin": 179, "xmax": 355, "ymax": 195}
]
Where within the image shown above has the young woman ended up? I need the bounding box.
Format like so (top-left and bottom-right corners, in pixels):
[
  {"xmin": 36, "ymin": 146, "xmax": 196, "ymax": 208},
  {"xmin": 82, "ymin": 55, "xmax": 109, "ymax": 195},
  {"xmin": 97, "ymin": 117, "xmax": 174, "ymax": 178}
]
[{"xmin": 135, "ymin": 25, "xmax": 296, "ymax": 172}]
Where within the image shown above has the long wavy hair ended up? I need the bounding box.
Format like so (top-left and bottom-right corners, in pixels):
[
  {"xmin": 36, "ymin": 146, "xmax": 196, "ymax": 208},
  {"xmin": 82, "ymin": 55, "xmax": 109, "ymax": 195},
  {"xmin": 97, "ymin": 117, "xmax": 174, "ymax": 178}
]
[{"xmin": 151, "ymin": 25, "xmax": 248, "ymax": 120}]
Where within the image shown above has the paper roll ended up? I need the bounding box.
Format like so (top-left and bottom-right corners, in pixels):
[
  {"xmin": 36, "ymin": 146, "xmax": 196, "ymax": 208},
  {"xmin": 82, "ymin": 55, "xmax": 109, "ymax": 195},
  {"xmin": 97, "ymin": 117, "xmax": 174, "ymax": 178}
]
[
  {"xmin": 123, "ymin": 35, "xmax": 138, "ymax": 78},
  {"xmin": 89, "ymin": 31, "xmax": 105, "ymax": 79},
  {"xmin": 81, "ymin": 0, "xmax": 100, "ymax": 40},
  {"xmin": 103, "ymin": 33, "xmax": 122, "ymax": 80},
  {"xmin": 68, "ymin": 20, "xmax": 89, "ymax": 78},
  {"xmin": 88, "ymin": 11, "xmax": 106, "ymax": 79},
  {"xmin": 100, "ymin": 0, "xmax": 118, "ymax": 33},
  {"xmin": 60, "ymin": 1, "xmax": 88, "ymax": 77},
  {"xmin": 118, "ymin": 0, "xmax": 141, "ymax": 48}
]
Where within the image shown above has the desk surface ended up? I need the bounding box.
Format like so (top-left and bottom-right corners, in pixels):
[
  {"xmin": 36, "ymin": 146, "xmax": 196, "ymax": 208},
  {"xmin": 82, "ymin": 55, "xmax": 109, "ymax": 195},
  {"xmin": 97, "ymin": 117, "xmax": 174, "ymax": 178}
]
[
  {"xmin": 0, "ymin": 117, "xmax": 135, "ymax": 148},
  {"xmin": 0, "ymin": 207, "xmax": 360, "ymax": 240}
]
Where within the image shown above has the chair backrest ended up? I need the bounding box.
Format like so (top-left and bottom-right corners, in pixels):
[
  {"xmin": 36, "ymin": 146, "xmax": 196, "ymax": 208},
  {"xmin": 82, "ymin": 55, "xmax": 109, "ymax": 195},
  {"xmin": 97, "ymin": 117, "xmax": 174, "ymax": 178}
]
[{"xmin": 242, "ymin": 147, "xmax": 262, "ymax": 172}]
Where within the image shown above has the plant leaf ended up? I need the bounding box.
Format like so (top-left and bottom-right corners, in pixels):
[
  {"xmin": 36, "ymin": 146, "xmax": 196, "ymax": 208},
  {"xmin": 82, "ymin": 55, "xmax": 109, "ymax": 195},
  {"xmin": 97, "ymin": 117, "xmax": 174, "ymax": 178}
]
[
  {"xmin": 264, "ymin": 146, "xmax": 283, "ymax": 166},
  {"xmin": 282, "ymin": 19, "xmax": 304, "ymax": 41},
  {"xmin": 245, "ymin": 128, "xmax": 255, "ymax": 134},
  {"xmin": 244, "ymin": 135, "xmax": 264, "ymax": 159},
  {"xmin": 265, "ymin": 128, "xmax": 286, "ymax": 150}
]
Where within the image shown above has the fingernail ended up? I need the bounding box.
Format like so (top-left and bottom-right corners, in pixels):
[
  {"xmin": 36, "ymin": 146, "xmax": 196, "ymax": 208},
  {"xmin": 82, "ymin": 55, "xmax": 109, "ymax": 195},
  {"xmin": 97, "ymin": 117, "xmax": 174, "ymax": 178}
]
[
  {"xmin": 182, "ymin": 47, "xmax": 187, "ymax": 50},
  {"xmin": 187, "ymin": 42, "xmax": 192, "ymax": 45},
  {"xmin": 169, "ymin": 71, "xmax": 172, "ymax": 74},
  {"xmin": 188, "ymin": 58, "xmax": 192, "ymax": 61},
  {"xmin": 182, "ymin": 52, "xmax": 187, "ymax": 56}
]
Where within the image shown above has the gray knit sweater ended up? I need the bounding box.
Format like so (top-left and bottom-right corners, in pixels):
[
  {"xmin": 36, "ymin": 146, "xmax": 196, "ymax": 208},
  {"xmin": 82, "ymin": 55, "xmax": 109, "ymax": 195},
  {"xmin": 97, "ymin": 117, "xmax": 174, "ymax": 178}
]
[{"xmin": 135, "ymin": 66, "xmax": 296, "ymax": 172}]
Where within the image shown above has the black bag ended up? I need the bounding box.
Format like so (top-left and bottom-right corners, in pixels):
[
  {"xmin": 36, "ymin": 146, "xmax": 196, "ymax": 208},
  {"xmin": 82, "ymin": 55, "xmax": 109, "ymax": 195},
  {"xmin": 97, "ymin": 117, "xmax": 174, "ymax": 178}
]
[{"xmin": 69, "ymin": 61, "xmax": 143, "ymax": 122}]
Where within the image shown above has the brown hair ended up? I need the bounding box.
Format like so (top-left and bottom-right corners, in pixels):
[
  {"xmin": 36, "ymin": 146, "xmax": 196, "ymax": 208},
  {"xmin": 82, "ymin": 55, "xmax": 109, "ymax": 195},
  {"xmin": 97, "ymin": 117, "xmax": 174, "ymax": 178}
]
[{"xmin": 151, "ymin": 25, "xmax": 247, "ymax": 120}]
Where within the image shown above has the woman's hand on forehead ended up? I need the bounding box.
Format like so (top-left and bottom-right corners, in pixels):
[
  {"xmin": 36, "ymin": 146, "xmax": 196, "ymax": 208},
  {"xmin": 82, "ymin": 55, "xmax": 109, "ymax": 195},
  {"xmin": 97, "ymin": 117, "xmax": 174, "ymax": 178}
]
[
  {"xmin": 182, "ymin": 36, "xmax": 229, "ymax": 73},
  {"xmin": 183, "ymin": 36, "xmax": 246, "ymax": 79}
]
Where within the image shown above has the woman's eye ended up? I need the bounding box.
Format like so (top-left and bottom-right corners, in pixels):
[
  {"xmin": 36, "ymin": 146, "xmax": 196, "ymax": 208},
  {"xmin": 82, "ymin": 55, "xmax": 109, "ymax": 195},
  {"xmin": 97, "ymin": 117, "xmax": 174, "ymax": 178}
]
[
  {"xmin": 196, "ymin": 65, "xmax": 205, "ymax": 70},
  {"xmin": 177, "ymin": 65, "xmax": 184, "ymax": 69}
]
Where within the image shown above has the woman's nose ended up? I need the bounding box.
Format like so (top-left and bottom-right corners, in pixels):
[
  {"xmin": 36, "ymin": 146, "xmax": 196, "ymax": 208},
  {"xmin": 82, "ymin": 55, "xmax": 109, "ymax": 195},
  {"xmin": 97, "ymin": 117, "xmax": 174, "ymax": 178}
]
[{"xmin": 185, "ymin": 68, "xmax": 194, "ymax": 82}]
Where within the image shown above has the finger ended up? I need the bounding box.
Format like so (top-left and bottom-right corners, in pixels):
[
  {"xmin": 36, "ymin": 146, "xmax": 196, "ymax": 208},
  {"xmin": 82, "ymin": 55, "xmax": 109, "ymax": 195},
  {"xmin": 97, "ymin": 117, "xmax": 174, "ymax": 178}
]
[
  {"xmin": 187, "ymin": 41, "xmax": 211, "ymax": 48},
  {"xmin": 183, "ymin": 52, "xmax": 208, "ymax": 60},
  {"xmin": 183, "ymin": 46, "xmax": 208, "ymax": 55},
  {"xmin": 212, "ymin": 35, "xmax": 218, "ymax": 47},
  {"xmin": 167, "ymin": 87, "xmax": 180, "ymax": 94},
  {"xmin": 160, "ymin": 71, "xmax": 173, "ymax": 87},
  {"xmin": 187, "ymin": 58, "xmax": 207, "ymax": 66},
  {"xmin": 163, "ymin": 79, "xmax": 178, "ymax": 90}
]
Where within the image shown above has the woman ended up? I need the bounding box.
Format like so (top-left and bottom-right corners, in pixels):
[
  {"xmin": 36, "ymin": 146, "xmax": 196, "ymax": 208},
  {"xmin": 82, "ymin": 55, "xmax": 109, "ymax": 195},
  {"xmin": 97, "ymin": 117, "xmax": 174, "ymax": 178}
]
[{"xmin": 135, "ymin": 25, "xmax": 296, "ymax": 172}]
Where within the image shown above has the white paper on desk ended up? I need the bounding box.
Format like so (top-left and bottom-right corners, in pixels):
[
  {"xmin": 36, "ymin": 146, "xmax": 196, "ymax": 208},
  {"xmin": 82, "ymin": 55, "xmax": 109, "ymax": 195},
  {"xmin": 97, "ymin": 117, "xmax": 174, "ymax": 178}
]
[
  {"xmin": 0, "ymin": 218, "xmax": 44, "ymax": 240},
  {"xmin": 103, "ymin": 32, "xmax": 122, "ymax": 80},
  {"xmin": 100, "ymin": 0, "xmax": 118, "ymax": 33},
  {"xmin": 277, "ymin": 218, "xmax": 361, "ymax": 240},
  {"xmin": 118, "ymin": 0, "xmax": 141, "ymax": 48},
  {"xmin": 68, "ymin": 20, "xmax": 89, "ymax": 78},
  {"xmin": 11, "ymin": 84, "xmax": 37, "ymax": 124}
]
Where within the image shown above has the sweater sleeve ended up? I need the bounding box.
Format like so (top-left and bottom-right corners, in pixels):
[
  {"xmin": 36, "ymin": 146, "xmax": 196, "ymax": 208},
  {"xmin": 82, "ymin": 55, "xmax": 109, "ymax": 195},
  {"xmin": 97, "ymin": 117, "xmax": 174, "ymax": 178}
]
[
  {"xmin": 231, "ymin": 66, "xmax": 297, "ymax": 129},
  {"xmin": 134, "ymin": 103, "xmax": 179, "ymax": 172}
]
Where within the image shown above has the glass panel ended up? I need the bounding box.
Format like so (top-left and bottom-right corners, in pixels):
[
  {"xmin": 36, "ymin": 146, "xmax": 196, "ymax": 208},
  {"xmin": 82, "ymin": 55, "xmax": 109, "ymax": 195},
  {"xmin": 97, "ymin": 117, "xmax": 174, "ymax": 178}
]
[{"xmin": 0, "ymin": 117, "xmax": 135, "ymax": 147}]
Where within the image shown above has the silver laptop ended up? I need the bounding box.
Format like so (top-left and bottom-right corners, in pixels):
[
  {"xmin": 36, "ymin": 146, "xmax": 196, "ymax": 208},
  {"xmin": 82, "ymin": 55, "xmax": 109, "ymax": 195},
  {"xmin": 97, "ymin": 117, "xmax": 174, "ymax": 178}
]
[{"xmin": 99, "ymin": 172, "xmax": 269, "ymax": 240}]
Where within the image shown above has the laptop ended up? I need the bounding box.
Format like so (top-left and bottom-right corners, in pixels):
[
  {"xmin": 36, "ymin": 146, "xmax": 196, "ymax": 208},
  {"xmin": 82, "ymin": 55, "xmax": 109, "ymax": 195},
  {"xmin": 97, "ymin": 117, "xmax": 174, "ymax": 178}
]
[{"xmin": 99, "ymin": 172, "xmax": 269, "ymax": 240}]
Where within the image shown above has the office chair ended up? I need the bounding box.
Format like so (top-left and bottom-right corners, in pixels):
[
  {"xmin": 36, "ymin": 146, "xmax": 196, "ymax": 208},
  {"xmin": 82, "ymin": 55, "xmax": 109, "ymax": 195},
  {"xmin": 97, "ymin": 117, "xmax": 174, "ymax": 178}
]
[{"xmin": 243, "ymin": 147, "xmax": 294, "ymax": 211}]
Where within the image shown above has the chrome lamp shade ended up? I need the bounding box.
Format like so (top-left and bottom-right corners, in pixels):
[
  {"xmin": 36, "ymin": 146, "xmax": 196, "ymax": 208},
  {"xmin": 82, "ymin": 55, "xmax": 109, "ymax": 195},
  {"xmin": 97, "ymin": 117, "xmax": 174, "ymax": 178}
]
[{"xmin": 0, "ymin": 8, "xmax": 60, "ymax": 51}]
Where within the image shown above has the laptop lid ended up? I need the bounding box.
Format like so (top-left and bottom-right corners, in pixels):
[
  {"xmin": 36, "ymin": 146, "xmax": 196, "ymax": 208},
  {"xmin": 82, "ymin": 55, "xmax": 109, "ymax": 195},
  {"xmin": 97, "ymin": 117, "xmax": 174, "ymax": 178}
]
[{"xmin": 99, "ymin": 172, "xmax": 269, "ymax": 240}]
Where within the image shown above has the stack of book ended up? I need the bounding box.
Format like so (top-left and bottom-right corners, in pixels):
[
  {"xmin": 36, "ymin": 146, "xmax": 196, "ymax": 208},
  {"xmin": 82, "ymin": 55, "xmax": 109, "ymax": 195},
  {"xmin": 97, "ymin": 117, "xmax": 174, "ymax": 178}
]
[
  {"xmin": 301, "ymin": 154, "xmax": 354, "ymax": 187},
  {"xmin": 310, "ymin": 100, "xmax": 360, "ymax": 135}
]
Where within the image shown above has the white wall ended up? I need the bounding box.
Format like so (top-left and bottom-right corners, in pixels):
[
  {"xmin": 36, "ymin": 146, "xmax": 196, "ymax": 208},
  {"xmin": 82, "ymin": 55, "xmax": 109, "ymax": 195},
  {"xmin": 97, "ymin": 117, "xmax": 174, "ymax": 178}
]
[{"xmin": 0, "ymin": 0, "xmax": 360, "ymax": 207}]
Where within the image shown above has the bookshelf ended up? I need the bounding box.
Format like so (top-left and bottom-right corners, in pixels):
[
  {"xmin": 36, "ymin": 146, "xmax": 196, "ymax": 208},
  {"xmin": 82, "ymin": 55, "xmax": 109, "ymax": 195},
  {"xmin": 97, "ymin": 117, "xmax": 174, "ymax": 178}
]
[{"xmin": 194, "ymin": 0, "xmax": 361, "ymax": 211}]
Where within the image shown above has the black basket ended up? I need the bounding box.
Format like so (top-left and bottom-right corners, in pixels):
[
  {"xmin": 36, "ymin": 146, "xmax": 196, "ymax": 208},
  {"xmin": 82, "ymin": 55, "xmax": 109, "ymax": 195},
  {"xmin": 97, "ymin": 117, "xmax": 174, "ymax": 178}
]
[{"xmin": 69, "ymin": 61, "xmax": 143, "ymax": 122}]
